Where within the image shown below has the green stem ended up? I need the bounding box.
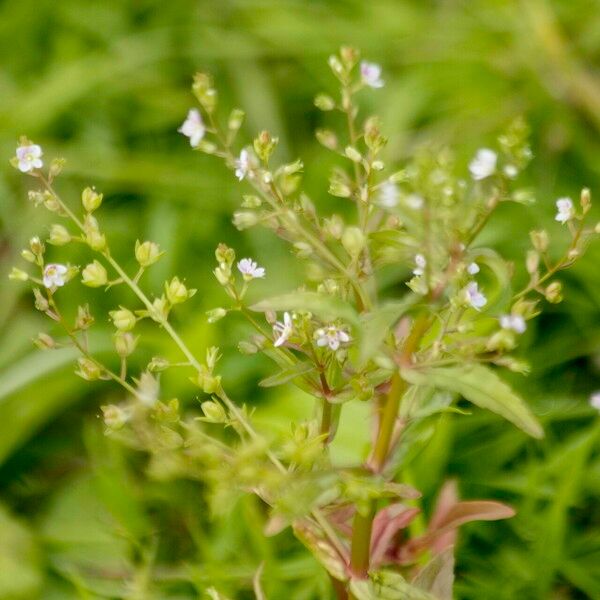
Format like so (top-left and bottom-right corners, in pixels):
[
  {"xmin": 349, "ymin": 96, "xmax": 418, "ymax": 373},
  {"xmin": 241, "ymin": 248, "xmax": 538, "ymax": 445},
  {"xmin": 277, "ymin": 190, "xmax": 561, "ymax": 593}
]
[{"xmin": 349, "ymin": 505, "xmax": 375, "ymax": 579}]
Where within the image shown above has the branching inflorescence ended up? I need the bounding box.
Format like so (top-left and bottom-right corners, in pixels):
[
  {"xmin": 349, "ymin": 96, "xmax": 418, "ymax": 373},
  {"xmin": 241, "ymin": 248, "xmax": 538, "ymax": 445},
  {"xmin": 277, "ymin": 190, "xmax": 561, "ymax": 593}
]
[{"xmin": 9, "ymin": 47, "xmax": 600, "ymax": 599}]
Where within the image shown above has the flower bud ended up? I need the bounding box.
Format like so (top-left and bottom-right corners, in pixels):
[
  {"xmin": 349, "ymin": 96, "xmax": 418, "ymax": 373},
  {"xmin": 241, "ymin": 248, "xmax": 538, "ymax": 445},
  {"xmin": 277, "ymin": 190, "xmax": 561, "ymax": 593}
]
[
  {"xmin": 238, "ymin": 339, "xmax": 259, "ymax": 354},
  {"xmin": 81, "ymin": 187, "xmax": 103, "ymax": 212},
  {"xmin": 342, "ymin": 226, "xmax": 366, "ymax": 257},
  {"xmin": 228, "ymin": 108, "xmax": 245, "ymax": 131},
  {"xmin": 109, "ymin": 307, "xmax": 136, "ymax": 331},
  {"xmin": 389, "ymin": 170, "xmax": 408, "ymax": 183},
  {"xmin": 293, "ymin": 241, "xmax": 313, "ymax": 258},
  {"xmin": 241, "ymin": 195, "xmax": 262, "ymax": 209},
  {"xmin": 49, "ymin": 158, "xmax": 66, "ymax": 179},
  {"xmin": 200, "ymin": 400, "xmax": 227, "ymax": 423},
  {"xmin": 545, "ymin": 281, "xmax": 563, "ymax": 303},
  {"xmin": 76, "ymin": 357, "xmax": 102, "ymax": 381},
  {"xmin": 372, "ymin": 160, "xmax": 385, "ymax": 171},
  {"xmin": 149, "ymin": 296, "xmax": 170, "ymax": 322},
  {"xmin": 580, "ymin": 187, "xmax": 591, "ymax": 212},
  {"xmin": 75, "ymin": 304, "xmax": 94, "ymax": 330},
  {"xmin": 81, "ymin": 260, "xmax": 108, "ymax": 287},
  {"xmin": 8, "ymin": 267, "xmax": 29, "ymax": 282},
  {"xmin": 486, "ymin": 330, "xmax": 516, "ymax": 352},
  {"xmin": 33, "ymin": 288, "xmax": 49, "ymax": 311},
  {"xmin": 192, "ymin": 72, "xmax": 217, "ymax": 112},
  {"xmin": 206, "ymin": 307, "xmax": 227, "ymax": 323},
  {"xmin": 86, "ymin": 230, "xmax": 106, "ymax": 251},
  {"xmin": 165, "ymin": 277, "xmax": 196, "ymax": 304},
  {"xmin": 197, "ymin": 369, "xmax": 222, "ymax": 394},
  {"xmin": 29, "ymin": 236, "xmax": 44, "ymax": 256},
  {"xmin": 148, "ymin": 356, "xmax": 170, "ymax": 372},
  {"xmin": 232, "ymin": 211, "xmax": 258, "ymax": 230},
  {"xmin": 20, "ymin": 250, "xmax": 35, "ymax": 263},
  {"xmin": 113, "ymin": 331, "xmax": 137, "ymax": 357},
  {"xmin": 101, "ymin": 404, "xmax": 129, "ymax": 429},
  {"xmin": 328, "ymin": 55, "xmax": 344, "ymax": 77},
  {"xmin": 48, "ymin": 224, "xmax": 71, "ymax": 246},
  {"xmin": 328, "ymin": 180, "xmax": 352, "ymax": 198},
  {"xmin": 135, "ymin": 240, "xmax": 162, "ymax": 267},
  {"xmin": 215, "ymin": 243, "xmax": 235, "ymax": 265},
  {"xmin": 153, "ymin": 398, "xmax": 180, "ymax": 423},
  {"xmin": 316, "ymin": 129, "xmax": 338, "ymax": 151},
  {"xmin": 314, "ymin": 94, "xmax": 336, "ymax": 111},
  {"xmin": 340, "ymin": 45, "xmax": 359, "ymax": 67},
  {"xmin": 34, "ymin": 332, "xmax": 56, "ymax": 350},
  {"xmin": 530, "ymin": 230, "xmax": 549, "ymax": 253},
  {"xmin": 213, "ymin": 264, "xmax": 232, "ymax": 286},
  {"xmin": 526, "ymin": 250, "xmax": 539, "ymax": 274},
  {"xmin": 344, "ymin": 146, "xmax": 362, "ymax": 163},
  {"xmin": 595, "ymin": 222, "xmax": 600, "ymax": 234},
  {"xmin": 197, "ymin": 139, "xmax": 217, "ymax": 154},
  {"xmin": 324, "ymin": 215, "xmax": 344, "ymax": 239},
  {"xmin": 253, "ymin": 130, "xmax": 278, "ymax": 163},
  {"xmin": 137, "ymin": 371, "xmax": 159, "ymax": 406},
  {"xmin": 42, "ymin": 192, "xmax": 61, "ymax": 213}
]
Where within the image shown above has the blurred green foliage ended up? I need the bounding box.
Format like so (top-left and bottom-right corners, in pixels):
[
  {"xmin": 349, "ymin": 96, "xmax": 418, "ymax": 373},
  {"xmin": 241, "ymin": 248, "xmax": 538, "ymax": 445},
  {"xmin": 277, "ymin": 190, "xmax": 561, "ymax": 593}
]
[{"xmin": 1, "ymin": 0, "xmax": 599, "ymax": 598}]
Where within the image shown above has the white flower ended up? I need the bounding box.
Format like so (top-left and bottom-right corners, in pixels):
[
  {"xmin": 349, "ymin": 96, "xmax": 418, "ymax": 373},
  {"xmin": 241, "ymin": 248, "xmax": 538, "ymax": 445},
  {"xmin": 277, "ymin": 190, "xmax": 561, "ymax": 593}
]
[
  {"xmin": 504, "ymin": 164, "xmax": 518, "ymax": 178},
  {"xmin": 315, "ymin": 325, "xmax": 351, "ymax": 351},
  {"xmin": 469, "ymin": 148, "xmax": 497, "ymax": 180},
  {"xmin": 42, "ymin": 263, "xmax": 68, "ymax": 289},
  {"xmin": 555, "ymin": 197, "xmax": 574, "ymax": 224},
  {"xmin": 465, "ymin": 281, "xmax": 487, "ymax": 310},
  {"xmin": 360, "ymin": 61, "xmax": 384, "ymax": 88},
  {"xmin": 16, "ymin": 144, "xmax": 43, "ymax": 173},
  {"xmin": 237, "ymin": 258, "xmax": 265, "ymax": 280},
  {"xmin": 273, "ymin": 312, "xmax": 293, "ymax": 347},
  {"xmin": 500, "ymin": 314, "xmax": 526, "ymax": 334},
  {"xmin": 590, "ymin": 392, "xmax": 600, "ymax": 412},
  {"xmin": 406, "ymin": 194, "xmax": 424, "ymax": 210},
  {"xmin": 178, "ymin": 109, "xmax": 205, "ymax": 147},
  {"xmin": 467, "ymin": 262, "xmax": 480, "ymax": 275},
  {"xmin": 378, "ymin": 182, "xmax": 399, "ymax": 208},
  {"xmin": 413, "ymin": 254, "xmax": 427, "ymax": 276},
  {"xmin": 235, "ymin": 149, "xmax": 252, "ymax": 181}
]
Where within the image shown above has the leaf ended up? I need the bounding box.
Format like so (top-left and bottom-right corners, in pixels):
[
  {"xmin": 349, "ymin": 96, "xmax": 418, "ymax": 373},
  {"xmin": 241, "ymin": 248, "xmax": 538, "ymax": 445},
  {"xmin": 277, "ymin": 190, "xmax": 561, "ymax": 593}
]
[
  {"xmin": 370, "ymin": 504, "xmax": 421, "ymax": 568},
  {"xmin": 350, "ymin": 570, "xmax": 438, "ymax": 600},
  {"xmin": 401, "ymin": 364, "xmax": 544, "ymax": 438},
  {"xmin": 259, "ymin": 361, "xmax": 315, "ymax": 387},
  {"xmin": 253, "ymin": 563, "xmax": 267, "ymax": 600},
  {"xmin": 358, "ymin": 298, "xmax": 415, "ymax": 366},
  {"xmin": 250, "ymin": 291, "xmax": 358, "ymax": 325},
  {"xmin": 412, "ymin": 548, "xmax": 455, "ymax": 600}
]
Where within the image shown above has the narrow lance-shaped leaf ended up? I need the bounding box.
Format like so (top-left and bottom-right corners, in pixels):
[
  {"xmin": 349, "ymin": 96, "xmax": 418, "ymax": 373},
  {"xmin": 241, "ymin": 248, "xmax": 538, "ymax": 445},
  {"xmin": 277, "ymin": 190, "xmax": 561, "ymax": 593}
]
[{"xmin": 401, "ymin": 364, "xmax": 544, "ymax": 438}]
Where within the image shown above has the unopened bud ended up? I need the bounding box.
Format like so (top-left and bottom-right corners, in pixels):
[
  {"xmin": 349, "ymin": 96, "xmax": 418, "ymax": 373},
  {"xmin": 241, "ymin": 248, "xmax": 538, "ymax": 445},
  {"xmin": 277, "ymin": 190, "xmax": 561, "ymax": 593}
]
[
  {"xmin": 149, "ymin": 296, "xmax": 170, "ymax": 322},
  {"xmin": 344, "ymin": 146, "xmax": 362, "ymax": 163},
  {"xmin": 109, "ymin": 307, "xmax": 136, "ymax": 331},
  {"xmin": 545, "ymin": 281, "xmax": 563, "ymax": 303},
  {"xmin": 75, "ymin": 304, "xmax": 94, "ymax": 330},
  {"xmin": 8, "ymin": 267, "xmax": 29, "ymax": 282},
  {"xmin": 20, "ymin": 250, "xmax": 35, "ymax": 263},
  {"xmin": 340, "ymin": 45, "xmax": 359, "ymax": 67},
  {"xmin": 76, "ymin": 357, "xmax": 102, "ymax": 381},
  {"xmin": 81, "ymin": 260, "xmax": 108, "ymax": 287},
  {"xmin": 29, "ymin": 236, "xmax": 44, "ymax": 256},
  {"xmin": 148, "ymin": 356, "xmax": 170, "ymax": 372},
  {"xmin": 48, "ymin": 224, "xmax": 71, "ymax": 246},
  {"xmin": 101, "ymin": 404, "xmax": 129, "ymax": 429},
  {"xmin": 314, "ymin": 94, "xmax": 336, "ymax": 111},
  {"xmin": 213, "ymin": 264, "xmax": 232, "ymax": 286},
  {"xmin": 328, "ymin": 55, "xmax": 344, "ymax": 77},
  {"xmin": 293, "ymin": 241, "xmax": 313, "ymax": 258},
  {"xmin": 342, "ymin": 226, "xmax": 366, "ymax": 257},
  {"xmin": 215, "ymin": 243, "xmax": 235, "ymax": 265},
  {"xmin": 34, "ymin": 332, "xmax": 56, "ymax": 350},
  {"xmin": 135, "ymin": 240, "xmax": 162, "ymax": 267},
  {"xmin": 526, "ymin": 250, "xmax": 539, "ymax": 274},
  {"xmin": 316, "ymin": 129, "xmax": 338, "ymax": 151},
  {"xmin": 114, "ymin": 331, "xmax": 137, "ymax": 357},
  {"xmin": 580, "ymin": 187, "xmax": 591, "ymax": 212},
  {"xmin": 200, "ymin": 400, "xmax": 227, "ymax": 423},
  {"xmin": 530, "ymin": 230, "xmax": 549, "ymax": 253},
  {"xmin": 33, "ymin": 288, "xmax": 49, "ymax": 311},
  {"xmin": 232, "ymin": 211, "xmax": 258, "ymax": 230},
  {"xmin": 253, "ymin": 130, "xmax": 278, "ymax": 162},
  {"xmin": 206, "ymin": 307, "xmax": 227, "ymax": 323},
  {"xmin": 228, "ymin": 108, "xmax": 245, "ymax": 131},
  {"xmin": 165, "ymin": 277, "xmax": 196, "ymax": 304},
  {"xmin": 197, "ymin": 370, "xmax": 222, "ymax": 395},
  {"xmin": 81, "ymin": 187, "xmax": 103, "ymax": 212}
]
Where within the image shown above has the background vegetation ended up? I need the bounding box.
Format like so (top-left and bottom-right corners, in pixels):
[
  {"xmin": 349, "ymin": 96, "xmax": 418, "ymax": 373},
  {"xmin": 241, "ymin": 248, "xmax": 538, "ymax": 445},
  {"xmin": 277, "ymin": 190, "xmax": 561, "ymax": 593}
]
[{"xmin": 1, "ymin": 0, "xmax": 599, "ymax": 598}]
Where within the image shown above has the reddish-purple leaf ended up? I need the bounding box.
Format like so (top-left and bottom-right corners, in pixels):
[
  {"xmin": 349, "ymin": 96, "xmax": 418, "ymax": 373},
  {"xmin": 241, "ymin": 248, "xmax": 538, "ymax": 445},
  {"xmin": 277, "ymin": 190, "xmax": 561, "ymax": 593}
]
[{"xmin": 370, "ymin": 503, "xmax": 421, "ymax": 568}]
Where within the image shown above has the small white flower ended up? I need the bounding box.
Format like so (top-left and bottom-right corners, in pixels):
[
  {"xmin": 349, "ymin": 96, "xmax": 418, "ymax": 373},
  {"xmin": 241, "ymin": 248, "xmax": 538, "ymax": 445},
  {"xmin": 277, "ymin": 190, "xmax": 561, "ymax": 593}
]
[
  {"xmin": 360, "ymin": 61, "xmax": 384, "ymax": 88},
  {"xmin": 500, "ymin": 314, "xmax": 526, "ymax": 334},
  {"xmin": 273, "ymin": 312, "xmax": 293, "ymax": 347},
  {"xmin": 465, "ymin": 281, "xmax": 487, "ymax": 310},
  {"xmin": 378, "ymin": 181, "xmax": 399, "ymax": 208},
  {"xmin": 42, "ymin": 263, "xmax": 68, "ymax": 289},
  {"xmin": 315, "ymin": 325, "xmax": 351, "ymax": 351},
  {"xmin": 16, "ymin": 144, "xmax": 43, "ymax": 173},
  {"xmin": 469, "ymin": 148, "xmax": 497, "ymax": 180},
  {"xmin": 590, "ymin": 392, "xmax": 600, "ymax": 412},
  {"xmin": 235, "ymin": 149, "xmax": 251, "ymax": 181},
  {"xmin": 504, "ymin": 164, "xmax": 518, "ymax": 178},
  {"xmin": 237, "ymin": 258, "xmax": 265, "ymax": 280},
  {"xmin": 178, "ymin": 109, "xmax": 205, "ymax": 148},
  {"xmin": 555, "ymin": 197, "xmax": 574, "ymax": 224},
  {"xmin": 467, "ymin": 262, "xmax": 480, "ymax": 275},
  {"xmin": 406, "ymin": 194, "xmax": 424, "ymax": 210},
  {"xmin": 413, "ymin": 254, "xmax": 427, "ymax": 276}
]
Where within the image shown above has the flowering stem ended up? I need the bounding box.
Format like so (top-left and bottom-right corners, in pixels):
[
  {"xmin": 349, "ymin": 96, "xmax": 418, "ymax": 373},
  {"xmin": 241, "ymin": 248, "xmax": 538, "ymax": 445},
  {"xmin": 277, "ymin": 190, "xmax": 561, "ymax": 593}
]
[{"xmin": 349, "ymin": 504, "xmax": 375, "ymax": 580}]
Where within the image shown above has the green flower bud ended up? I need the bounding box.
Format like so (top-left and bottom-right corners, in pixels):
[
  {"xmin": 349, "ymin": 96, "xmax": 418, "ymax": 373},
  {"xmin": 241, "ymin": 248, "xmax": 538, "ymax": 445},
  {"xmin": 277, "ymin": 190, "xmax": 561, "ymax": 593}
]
[
  {"xmin": 81, "ymin": 187, "xmax": 103, "ymax": 212},
  {"xmin": 213, "ymin": 264, "xmax": 232, "ymax": 286},
  {"xmin": 342, "ymin": 226, "xmax": 366, "ymax": 257},
  {"xmin": 545, "ymin": 281, "xmax": 563, "ymax": 303},
  {"xmin": 293, "ymin": 241, "xmax": 313, "ymax": 258},
  {"xmin": 29, "ymin": 236, "xmax": 44, "ymax": 256},
  {"xmin": 228, "ymin": 108, "xmax": 245, "ymax": 132},
  {"xmin": 206, "ymin": 307, "xmax": 227, "ymax": 323},
  {"xmin": 200, "ymin": 400, "xmax": 227, "ymax": 423},
  {"xmin": 81, "ymin": 260, "xmax": 108, "ymax": 287},
  {"xmin": 49, "ymin": 157, "xmax": 66, "ymax": 178},
  {"xmin": 113, "ymin": 331, "xmax": 137, "ymax": 357},
  {"xmin": 148, "ymin": 356, "xmax": 170, "ymax": 372},
  {"xmin": 136, "ymin": 371, "xmax": 159, "ymax": 406},
  {"xmin": 76, "ymin": 357, "xmax": 102, "ymax": 381},
  {"xmin": 86, "ymin": 230, "xmax": 106, "ymax": 251},
  {"xmin": 33, "ymin": 288, "xmax": 49, "ymax": 311},
  {"xmin": 74, "ymin": 304, "xmax": 94, "ymax": 330},
  {"xmin": 327, "ymin": 55, "xmax": 344, "ymax": 77},
  {"xmin": 241, "ymin": 194, "xmax": 262, "ymax": 209},
  {"xmin": 8, "ymin": 267, "xmax": 29, "ymax": 282},
  {"xmin": 316, "ymin": 129, "xmax": 338, "ymax": 151},
  {"xmin": 530, "ymin": 230, "xmax": 549, "ymax": 253},
  {"xmin": 101, "ymin": 404, "xmax": 129, "ymax": 429},
  {"xmin": 42, "ymin": 191, "xmax": 61, "ymax": 213},
  {"xmin": 165, "ymin": 277, "xmax": 196, "ymax": 304},
  {"xmin": 215, "ymin": 243, "xmax": 235, "ymax": 265},
  {"xmin": 526, "ymin": 250, "xmax": 539, "ymax": 274},
  {"xmin": 197, "ymin": 369, "xmax": 222, "ymax": 394},
  {"xmin": 20, "ymin": 250, "xmax": 35, "ymax": 263},
  {"xmin": 580, "ymin": 187, "xmax": 591, "ymax": 212},
  {"xmin": 48, "ymin": 224, "xmax": 71, "ymax": 246},
  {"xmin": 345, "ymin": 146, "xmax": 362, "ymax": 163},
  {"xmin": 340, "ymin": 45, "xmax": 359, "ymax": 67},
  {"xmin": 238, "ymin": 339, "xmax": 259, "ymax": 354},
  {"xmin": 232, "ymin": 211, "xmax": 258, "ymax": 230},
  {"xmin": 109, "ymin": 308, "xmax": 137, "ymax": 333},
  {"xmin": 135, "ymin": 240, "xmax": 162, "ymax": 267},
  {"xmin": 153, "ymin": 398, "xmax": 180, "ymax": 423},
  {"xmin": 192, "ymin": 72, "xmax": 217, "ymax": 112},
  {"xmin": 595, "ymin": 222, "xmax": 600, "ymax": 234},
  {"xmin": 34, "ymin": 332, "xmax": 56, "ymax": 350},
  {"xmin": 253, "ymin": 130, "xmax": 278, "ymax": 162},
  {"xmin": 149, "ymin": 295, "xmax": 170, "ymax": 322},
  {"xmin": 314, "ymin": 94, "xmax": 336, "ymax": 111}
]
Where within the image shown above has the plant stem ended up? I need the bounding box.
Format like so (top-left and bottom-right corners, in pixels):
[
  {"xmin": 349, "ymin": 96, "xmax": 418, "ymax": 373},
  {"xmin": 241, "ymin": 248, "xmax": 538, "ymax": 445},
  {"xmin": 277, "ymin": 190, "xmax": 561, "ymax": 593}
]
[{"xmin": 349, "ymin": 504, "xmax": 375, "ymax": 579}]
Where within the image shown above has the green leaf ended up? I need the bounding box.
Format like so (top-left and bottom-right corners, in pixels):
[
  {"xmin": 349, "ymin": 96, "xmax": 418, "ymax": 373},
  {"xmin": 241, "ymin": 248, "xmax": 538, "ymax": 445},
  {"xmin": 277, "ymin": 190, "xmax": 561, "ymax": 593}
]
[
  {"xmin": 250, "ymin": 292, "xmax": 358, "ymax": 326},
  {"xmin": 350, "ymin": 570, "xmax": 438, "ymax": 599},
  {"xmin": 412, "ymin": 548, "xmax": 455, "ymax": 600},
  {"xmin": 259, "ymin": 361, "xmax": 315, "ymax": 387},
  {"xmin": 357, "ymin": 298, "xmax": 415, "ymax": 366},
  {"xmin": 401, "ymin": 364, "xmax": 543, "ymax": 438}
]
